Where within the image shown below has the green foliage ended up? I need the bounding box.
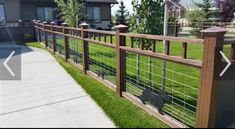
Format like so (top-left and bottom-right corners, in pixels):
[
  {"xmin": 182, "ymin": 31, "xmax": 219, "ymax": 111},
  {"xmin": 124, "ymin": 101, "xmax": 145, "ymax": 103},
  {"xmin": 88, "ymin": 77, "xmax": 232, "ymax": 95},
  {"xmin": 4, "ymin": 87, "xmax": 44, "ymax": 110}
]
[
  {"xmin": 115, "ymin": 0, "xmax": 130, "ymax": 25},
  {"xmin": 186, "ymin": 9, "xmax": 205, "ymax": 22},
  {"xmin": 186, "ymin": 0, "xmax": 213, "ymax": 37},
  {"xmin": 168, "ymin": 16, "xmax": 177, "ymax": 22},
  {"xmin": 215, "ymin": 0, "xmax": 235, "ymax": 22},
  {"xmin": 130, "ymin": 0, "xmax": 164, "ymax": 35},
  {"xmin": 194, "ymin": 0, "xmax": 212, "ymax": 20},
  {"xmin": 186, "ymin": 9, "xmax": 205, "ymax": 37},
  {"xmin": 193, "ymin": 0, "xmax": 219, "ymax": 21},
  {"xmin": 55, "ymin": 0, "xmax": 84, "ymax": 27}
]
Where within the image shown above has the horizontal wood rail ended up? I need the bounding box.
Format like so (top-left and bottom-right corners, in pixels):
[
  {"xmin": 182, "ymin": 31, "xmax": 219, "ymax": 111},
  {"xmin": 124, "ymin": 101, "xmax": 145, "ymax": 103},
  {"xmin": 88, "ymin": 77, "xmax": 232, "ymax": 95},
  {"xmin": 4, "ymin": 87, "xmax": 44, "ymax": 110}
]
[
  {"xmin": 224, "ymin": 37, "xmax": 235, "ymax": 44},
  {"xmin": 34, "ymin": 21, "xmax": 231, "ymax": 128},
  {"xmin": 120, "ymin": 46, "xmax": 202, "ymax": 68},
  {"xmin": 120, "ymin": 33, "xmax": 204, "ymax": 44},
  {"xmin": 84, "ymin": 38, "xmax": 116, "ymax": 48},
  {"xmin": 169, "ymin": 22, "xmax": 235, "ymax": 28},
  {"xmin": 84, "ymin": 29, "xmax": 116, "ymax": 35}
]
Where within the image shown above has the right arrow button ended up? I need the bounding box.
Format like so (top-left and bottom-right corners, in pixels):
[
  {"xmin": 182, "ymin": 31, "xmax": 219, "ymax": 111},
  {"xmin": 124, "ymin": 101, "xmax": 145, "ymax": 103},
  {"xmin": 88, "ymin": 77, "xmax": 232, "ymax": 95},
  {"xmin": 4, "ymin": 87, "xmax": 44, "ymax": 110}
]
[{"xmin": 220, "ymin": 51, "xmax": 232, "ymax": 77}]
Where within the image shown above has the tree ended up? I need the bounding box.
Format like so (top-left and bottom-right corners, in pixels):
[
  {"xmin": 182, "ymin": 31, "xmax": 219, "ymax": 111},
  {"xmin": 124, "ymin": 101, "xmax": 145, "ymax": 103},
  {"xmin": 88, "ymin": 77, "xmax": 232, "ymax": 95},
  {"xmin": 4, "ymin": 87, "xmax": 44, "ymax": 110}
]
[
  {"xmin": 130, "ymin": 0, "xmax": 164, "ymax": 35},
  {"xmin": 215, "ymin": 0, "xmax": 235, "ymax": 22},
  {"xmin": 195, "ymin": 0, "xmax": 212, "ymax": 20},
  {"xmin": 115, "ymin": 0, "xmax": 130, "ymax": 25},
  {"xmin": 186, "ymin": 9, "xmax": 205, "ymax": 22},
  {"xmin": 130, "ymin": 0, "xmax": 164, "ymax": 89},
  {"xmin": 186, "ymin": 0, "xmax": 215, "ymax": 37},
  {"xmin": 55, "ymin": 0, "xmax": 84, "ymax": 27},
  {"xmin": 186, "ymin": 9, "xmax": 205, "ymax": 37}
]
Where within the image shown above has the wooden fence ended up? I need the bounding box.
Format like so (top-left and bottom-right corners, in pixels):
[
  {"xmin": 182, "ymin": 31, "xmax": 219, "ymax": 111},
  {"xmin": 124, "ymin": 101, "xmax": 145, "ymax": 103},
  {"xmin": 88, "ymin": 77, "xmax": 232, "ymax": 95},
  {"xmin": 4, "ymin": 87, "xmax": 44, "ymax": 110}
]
[
  {"xmin": 34, "ymin": 21, "xmax": 235, "ymax": 128},
  {"xmin": 169, "ymin": 21, "xmax": 235, "ymax": 38}
]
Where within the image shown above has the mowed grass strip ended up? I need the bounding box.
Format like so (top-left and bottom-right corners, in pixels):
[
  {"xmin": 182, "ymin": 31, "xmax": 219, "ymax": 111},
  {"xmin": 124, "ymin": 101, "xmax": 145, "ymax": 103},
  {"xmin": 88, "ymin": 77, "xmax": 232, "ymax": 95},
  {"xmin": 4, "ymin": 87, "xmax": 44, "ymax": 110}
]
[{"xmin": 18, "ymin": 41, "xmax": 169, "ymax": 128}]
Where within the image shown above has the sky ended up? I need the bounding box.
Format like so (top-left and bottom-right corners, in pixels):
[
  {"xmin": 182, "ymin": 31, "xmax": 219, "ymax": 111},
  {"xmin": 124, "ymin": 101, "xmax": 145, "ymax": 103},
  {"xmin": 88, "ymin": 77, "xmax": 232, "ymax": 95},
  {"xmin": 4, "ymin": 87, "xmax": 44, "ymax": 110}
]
[
  {"xmin": 111, "ymin": 0, "xmax": 203, "ymax": 15},
  {"xmin": 112, "ymin": 0, "xmax": 133, "ymax": 15}
]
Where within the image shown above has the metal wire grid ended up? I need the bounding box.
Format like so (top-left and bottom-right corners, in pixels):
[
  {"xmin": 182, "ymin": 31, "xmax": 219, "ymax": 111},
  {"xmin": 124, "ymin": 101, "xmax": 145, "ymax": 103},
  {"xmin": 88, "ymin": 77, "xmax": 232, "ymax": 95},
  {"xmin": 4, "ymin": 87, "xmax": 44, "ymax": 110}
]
[
  {"xmin": 125, "ymin": 52, "xmax": 200, "ymax": 127},
  {"xmin": 40, "ymin": 30, "xmax": 45, "ymax": 44},
  {"xmin": 47, "ymin": 32, "xmax": 53, "ymax": 49},
  {"xmin": 88, "ymin": 43, "xmax": 117, "ymax": 85},
  {"xmin": 36, "ymin": 29, "xmax": 40, "ymax": 42},
  {"xmin": 55, "ymin": 35, "xmax": 65, "ymax": 55},
  {"xmin": 68, "ymin": 38, "xmax": 83, "ymax": 65}
]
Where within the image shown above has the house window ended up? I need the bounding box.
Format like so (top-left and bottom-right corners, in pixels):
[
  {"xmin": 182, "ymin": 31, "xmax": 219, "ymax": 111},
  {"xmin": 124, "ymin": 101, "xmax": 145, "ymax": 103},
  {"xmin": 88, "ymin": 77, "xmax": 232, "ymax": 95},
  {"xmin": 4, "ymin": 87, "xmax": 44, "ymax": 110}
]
[
  {"xmin": 0, "ymin": 4, "xmax": 6, "ymax": 25},
  {"xmin": 87, "ymin": 7, "xmax": 101, "ymax": 22},
  {"xmin": 37, "ymin": 7, "xmax": 53, "ymax": 21}
]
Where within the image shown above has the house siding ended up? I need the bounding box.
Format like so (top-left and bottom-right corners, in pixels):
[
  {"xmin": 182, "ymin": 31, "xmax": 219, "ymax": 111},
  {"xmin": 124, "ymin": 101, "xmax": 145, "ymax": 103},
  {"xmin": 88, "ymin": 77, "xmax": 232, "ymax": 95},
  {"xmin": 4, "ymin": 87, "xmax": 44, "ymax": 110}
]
[
  {"xmin": 85, "ymin": 3, "xmax": 111, "ymax": 21},
  {"xmin": 20, "ymin": 1, "xmax": 55, "ymax": 22},
  {"xmin": 82, "ymin": 3, "xmax": 112, "ymax": 29},
  {"xmin": 0, "ymin": 0, "xmax": 20, "ymax": 22},
  {"xmin": 0, "ymin": 0, "xmax": 115, "ymax": 29}
]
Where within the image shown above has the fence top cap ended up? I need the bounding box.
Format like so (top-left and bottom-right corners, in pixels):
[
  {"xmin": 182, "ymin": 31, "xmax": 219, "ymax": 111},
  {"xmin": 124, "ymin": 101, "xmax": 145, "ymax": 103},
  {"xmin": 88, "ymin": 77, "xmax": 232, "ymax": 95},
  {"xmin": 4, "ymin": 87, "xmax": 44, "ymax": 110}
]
[
  {"xmin": 43, "ymin": 21, "xmax": 48, "ymax": 24},
  {"xmin": 36, "ymin": 20, "xmax": 41, "ymax": 23},
  {"xmin": 80, "ymin": 22, "xmax": 89, "ymax": 26},
  {"xmin": 50, "ymin": 22, "xmax": 56, "ymax": 25},
  {"xmin": 201, "ymin": 26, "xmax": 227, "ymax": 33},
  {"xmin": 62, "ymin": 22, "xmax": 68, "ymax": 26},
  {"xmin": 113, "ymin": 24, "xmax": 128, "ymax": 29}
]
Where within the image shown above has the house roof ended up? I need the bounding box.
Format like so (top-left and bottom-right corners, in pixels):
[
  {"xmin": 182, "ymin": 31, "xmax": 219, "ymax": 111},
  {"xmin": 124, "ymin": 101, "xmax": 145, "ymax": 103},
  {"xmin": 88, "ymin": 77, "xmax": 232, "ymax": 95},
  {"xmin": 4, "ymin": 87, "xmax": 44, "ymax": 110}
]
[
  {"xmin": 85, "ymin": 0, "xmax": 118, "ymax": 4},
  {"xmin": 168, "ymin": 1, "xmax": 186, "ymax": 11}
]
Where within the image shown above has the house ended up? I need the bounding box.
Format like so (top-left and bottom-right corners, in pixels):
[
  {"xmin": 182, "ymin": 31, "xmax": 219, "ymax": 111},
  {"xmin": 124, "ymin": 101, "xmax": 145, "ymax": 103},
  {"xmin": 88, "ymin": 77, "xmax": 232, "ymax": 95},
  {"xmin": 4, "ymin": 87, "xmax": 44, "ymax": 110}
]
[
  {"xmin": 168, "ymin": 0, "xmax": 186, "ymax": 20},
  {"xmin": 0, "ymin": 0, "xmax": 118, "ymax": 29}
]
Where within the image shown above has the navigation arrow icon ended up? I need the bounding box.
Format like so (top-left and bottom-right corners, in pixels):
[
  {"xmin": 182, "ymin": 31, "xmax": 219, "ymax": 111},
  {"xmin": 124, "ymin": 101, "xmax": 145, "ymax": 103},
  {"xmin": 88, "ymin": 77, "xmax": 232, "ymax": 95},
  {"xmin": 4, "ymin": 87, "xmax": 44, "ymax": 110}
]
[
  {"xmin": 3, "ymin": 51, "xmax": 16, "ymax": 77},
  {"xmin": 220, "ymin": 51, "xmax": 232, "ymax": 77}
]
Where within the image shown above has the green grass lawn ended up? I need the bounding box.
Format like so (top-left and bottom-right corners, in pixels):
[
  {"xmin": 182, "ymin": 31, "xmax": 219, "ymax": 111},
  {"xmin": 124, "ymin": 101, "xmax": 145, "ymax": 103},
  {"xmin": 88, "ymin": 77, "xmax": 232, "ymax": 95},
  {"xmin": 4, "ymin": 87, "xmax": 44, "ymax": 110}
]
[
  {"xmin": 29, "ymin": 32, "xmax": 232, "ymax": 127},
  {"xmin": 18, "ymin": 41, "xmax": 169, "ymax": 128}
]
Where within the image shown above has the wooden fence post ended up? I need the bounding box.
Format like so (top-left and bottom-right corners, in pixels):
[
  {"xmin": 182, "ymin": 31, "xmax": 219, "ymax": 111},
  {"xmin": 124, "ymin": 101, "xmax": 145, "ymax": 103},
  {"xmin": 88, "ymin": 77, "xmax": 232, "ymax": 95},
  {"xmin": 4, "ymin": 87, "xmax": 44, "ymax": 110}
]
[
  {"xmin": 32, "ymin": 20, "xmax": 37, "ymax": 41},
  {"xmin": 231, "ymin": 44, "xmax": 235, "ymax": 60},
  {"xmin": 43, "ymin": 21, "xmax": 48, "ymax": 47},
  {"xmin": 114, "ymin": 25, "xmax": 128, "ymax": 97},
  {"xmin": 18, "ymin": 20, "xmax": 24, "ymax": 42},
  {"xmin": 196, "ymin": 27, "xmax": 227, "ymax": 128},
  {"xmin": 80, "ymin": 23, "xmax": 89, "ymax": 74},
  {"xmin": 37, "ymin": 20, "xmax": 42, "ymax": 43},
  {"xmin": 200, "ymin": 22, "xmax": 205, "ymax": 39},
  {"xmin": 62, "ymin": 22, "xmax": 69, "ymax": 61},
  {"xmin": 173, "ymin": 21, "xmax": 178, "ymax": 37},
  {"xmin": 51, "ymin": 22, "xmax": 56, "ymax": 54}
]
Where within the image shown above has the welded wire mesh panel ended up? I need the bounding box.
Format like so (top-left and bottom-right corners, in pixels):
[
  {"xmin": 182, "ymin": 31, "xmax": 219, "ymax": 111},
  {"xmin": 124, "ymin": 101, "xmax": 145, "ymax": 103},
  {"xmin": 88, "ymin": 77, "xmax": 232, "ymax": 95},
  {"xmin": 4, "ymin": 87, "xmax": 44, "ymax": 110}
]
[
  {"xmin": 55, "ymin": 35, "xmax": 65, "ymax": 55},
  {"xmin": 40, "ymin": 30, "xmax": 45, "ymax": 44},
  {"xmin": 125, "ymin": 52, "xmax": 200, "ymax": 127},
  {"xmin": 88, "ymin": 43, "xmax": 117, "ymax": 85},
  {"xmin": 47, "ymin": 32, "xmax": 53, "ymax": 49},
  {"xmin": 68, "ymin": 38, "xmax": 83, "ymax": 65},
  {"xmin": 36, "ymin": 29, "xmax": 40, "ymax": 42}
]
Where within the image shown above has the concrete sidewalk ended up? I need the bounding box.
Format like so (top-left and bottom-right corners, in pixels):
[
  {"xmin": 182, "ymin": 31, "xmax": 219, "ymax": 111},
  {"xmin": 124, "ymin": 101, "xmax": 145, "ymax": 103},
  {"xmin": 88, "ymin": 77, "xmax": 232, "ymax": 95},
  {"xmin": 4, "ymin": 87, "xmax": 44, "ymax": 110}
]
[{"xmin": 0, "ymin": 42, "xmax": 115, "ymax": 128}]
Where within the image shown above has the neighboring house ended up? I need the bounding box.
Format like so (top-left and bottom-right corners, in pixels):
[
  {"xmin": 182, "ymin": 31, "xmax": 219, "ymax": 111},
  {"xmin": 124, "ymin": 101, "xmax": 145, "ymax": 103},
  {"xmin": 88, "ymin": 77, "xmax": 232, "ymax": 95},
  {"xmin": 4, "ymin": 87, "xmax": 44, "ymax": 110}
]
[
  {"xmin": 168, "ymin": 1, "xmax": 186, "ymax": 20},
  {"xmin": 0, "ymin": 0, "xmax": 118, "ymax": 29}
]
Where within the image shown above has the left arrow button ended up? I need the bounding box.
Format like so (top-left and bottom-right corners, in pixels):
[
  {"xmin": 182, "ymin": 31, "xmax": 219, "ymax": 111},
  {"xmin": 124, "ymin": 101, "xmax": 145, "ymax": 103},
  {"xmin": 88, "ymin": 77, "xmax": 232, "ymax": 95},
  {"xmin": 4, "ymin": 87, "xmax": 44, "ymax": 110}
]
[{"xmin": 3, "ymin": 51, "xmax": 16, "ymax": 77}]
